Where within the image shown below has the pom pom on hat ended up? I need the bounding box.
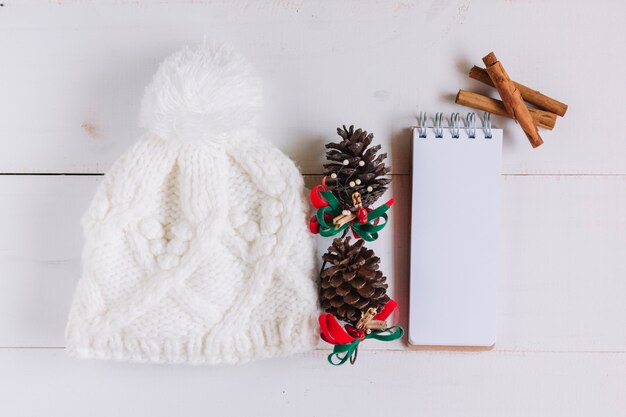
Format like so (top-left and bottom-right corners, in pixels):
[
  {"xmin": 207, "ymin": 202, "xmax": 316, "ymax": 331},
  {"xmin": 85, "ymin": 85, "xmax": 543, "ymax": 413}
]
[{"xmin": 138, "ymin": 42, "xmax": 263, "ymax": 144}]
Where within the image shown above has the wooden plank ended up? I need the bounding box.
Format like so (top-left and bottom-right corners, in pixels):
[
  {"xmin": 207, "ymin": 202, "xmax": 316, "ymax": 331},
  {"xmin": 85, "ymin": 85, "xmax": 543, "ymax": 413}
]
[
  {"xmin": 0, "ymin": 348, "xmax": 624, "ymax": 416},
  {"xmin": 0, "ymin": 1, "xmax": 625, "ymax": 174},
  {"xmin": 0, "ymin": 175, "xmax": 100, "ymax": 347},
  {"xmin": 499, "ymin": 174, "xmax": 626, "ymax": 351},
  {"xmin": 0, "ymin": 175, "xmax": 625, "ymax": 353}
]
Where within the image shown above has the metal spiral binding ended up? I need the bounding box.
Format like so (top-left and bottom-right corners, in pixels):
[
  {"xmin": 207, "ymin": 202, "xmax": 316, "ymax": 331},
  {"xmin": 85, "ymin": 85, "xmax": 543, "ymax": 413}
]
[
  {"xmin": 465, "ymin": 112, "xmax": 476, "ymax": 138},
  {"xmin": 415, "ymin": 112, "xmax": 493, "ymax": 138},
  {"xmin": 417, "ymin": 112, "xmax": 428, "ymax": 138},
  {"xmin": 482, "ymin": 112, "xmax": 492, "ymax": 139},
  {"xmin": 434, "ymin": 112, "xmax": 444, "ymax": 138},
  {"xmin": 450, "ymin": 112, "xmax": 460, "ymax": 138}
]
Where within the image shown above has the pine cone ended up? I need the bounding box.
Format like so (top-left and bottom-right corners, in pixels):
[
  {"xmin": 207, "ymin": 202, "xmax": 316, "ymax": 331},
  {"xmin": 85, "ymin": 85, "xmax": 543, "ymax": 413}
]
[
  {"xmin": 323, "ymin": 125, "xmax": 391, "ymax": 208},
  {"xmin": 319, "ymin": 237, "xmax": 390, "ymax": 325}
]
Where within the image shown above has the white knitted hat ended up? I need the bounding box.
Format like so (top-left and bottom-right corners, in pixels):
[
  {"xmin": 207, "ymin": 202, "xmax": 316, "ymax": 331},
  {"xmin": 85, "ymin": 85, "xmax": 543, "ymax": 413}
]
[{"xmin": 65, "ymin": 43, "xmax": 320, "ymax": 365}]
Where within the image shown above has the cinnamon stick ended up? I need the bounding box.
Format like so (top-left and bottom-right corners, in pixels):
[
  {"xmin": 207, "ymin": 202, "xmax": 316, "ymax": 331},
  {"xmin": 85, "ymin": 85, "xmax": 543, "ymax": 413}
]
[
  {"xmin": 455, "ymin": 89, "xmax": 557, "ymax": 130},
  {"xmin": 469, "ymin": 66, "xmax": 568, "ymax": 117},
  {"xmin": 483, "ymin": 52, "xmax": 543, "ymax": 148}
]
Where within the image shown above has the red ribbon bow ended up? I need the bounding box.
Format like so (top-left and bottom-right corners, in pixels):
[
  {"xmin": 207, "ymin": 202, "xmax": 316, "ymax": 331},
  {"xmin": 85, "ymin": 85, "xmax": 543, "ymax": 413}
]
[
  {"xmin": 308, "ymin": 178, "xmax": 395, "ymax": 242},
  {"xmin": 319, "ymin": 299, "xmax": 399, "ymax": 345}
]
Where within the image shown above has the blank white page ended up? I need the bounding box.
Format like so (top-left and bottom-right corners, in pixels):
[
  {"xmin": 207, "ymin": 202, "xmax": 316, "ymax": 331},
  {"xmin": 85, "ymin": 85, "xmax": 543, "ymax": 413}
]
[{"xmin": 409, "ymin": 127, "xmax": 502, "ymax": 348}]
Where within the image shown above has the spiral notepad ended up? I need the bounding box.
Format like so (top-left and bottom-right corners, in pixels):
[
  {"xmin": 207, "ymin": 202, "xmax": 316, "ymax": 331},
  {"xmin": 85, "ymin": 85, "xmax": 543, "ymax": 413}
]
[{"xmin": 409, "ymin": 112, "xmax": 502, "ymax": 349}]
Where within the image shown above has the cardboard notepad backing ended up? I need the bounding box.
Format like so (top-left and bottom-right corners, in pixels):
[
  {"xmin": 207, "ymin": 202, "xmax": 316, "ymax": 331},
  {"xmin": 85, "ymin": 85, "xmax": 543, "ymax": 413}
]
[{"xmin": 409, "ymin": 114, "xmax": 502, "ymax": 349}]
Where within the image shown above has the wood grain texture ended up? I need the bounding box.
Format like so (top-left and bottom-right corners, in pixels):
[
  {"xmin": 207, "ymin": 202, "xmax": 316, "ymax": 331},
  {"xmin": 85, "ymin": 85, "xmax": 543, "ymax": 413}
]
[
  {"xmin": 0, "ymin": 1, "xmax": 625, "ymax": 174},
  {"xmin": 0, "ymin": 349, "xmax": 624, "ymax": 417},
  {"xmin": 0, "ymin": 175, "xmax": 98, "ymax": 347}
]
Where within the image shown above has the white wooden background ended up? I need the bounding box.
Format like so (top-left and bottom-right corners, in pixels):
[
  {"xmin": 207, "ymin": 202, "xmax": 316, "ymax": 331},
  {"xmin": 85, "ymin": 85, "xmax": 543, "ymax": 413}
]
[{"xmin": 1, "ymin": 1, "xmax": 625, "ymax": 416}]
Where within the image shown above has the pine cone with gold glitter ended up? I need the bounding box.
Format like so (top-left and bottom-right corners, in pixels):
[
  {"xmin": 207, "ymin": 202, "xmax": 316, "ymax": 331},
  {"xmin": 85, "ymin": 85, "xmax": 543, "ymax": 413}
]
[
  {"xmin": 319, "ymin": 236, "xmax": 390, "ymax": 325},
  {"xmin": 323, "ymin": 125, "xmax": 391, "ymax": 209}
]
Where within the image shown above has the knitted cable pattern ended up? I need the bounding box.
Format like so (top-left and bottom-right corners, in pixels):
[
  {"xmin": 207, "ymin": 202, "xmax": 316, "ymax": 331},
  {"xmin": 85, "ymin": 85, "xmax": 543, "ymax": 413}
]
[{"xmin": 65, "ymin": 43, "xmax": 320, "ymax": 365}]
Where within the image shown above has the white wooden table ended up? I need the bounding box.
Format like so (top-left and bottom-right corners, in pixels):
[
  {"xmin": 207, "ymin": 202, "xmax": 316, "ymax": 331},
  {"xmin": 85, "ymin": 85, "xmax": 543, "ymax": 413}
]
[{"xmin": 1, "ymin": 1, "xmax": 625, "ymax": 416}]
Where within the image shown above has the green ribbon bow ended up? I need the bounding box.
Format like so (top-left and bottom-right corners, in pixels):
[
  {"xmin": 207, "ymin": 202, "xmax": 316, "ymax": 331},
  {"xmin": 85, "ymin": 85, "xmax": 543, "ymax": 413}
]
[
  {"xmin": 328, "ymin": 326, "xmax": 405, "ymax": 366},
  {"xmin": 316, "ymin": 191, "xmax": 392, "ymax": 242}
]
